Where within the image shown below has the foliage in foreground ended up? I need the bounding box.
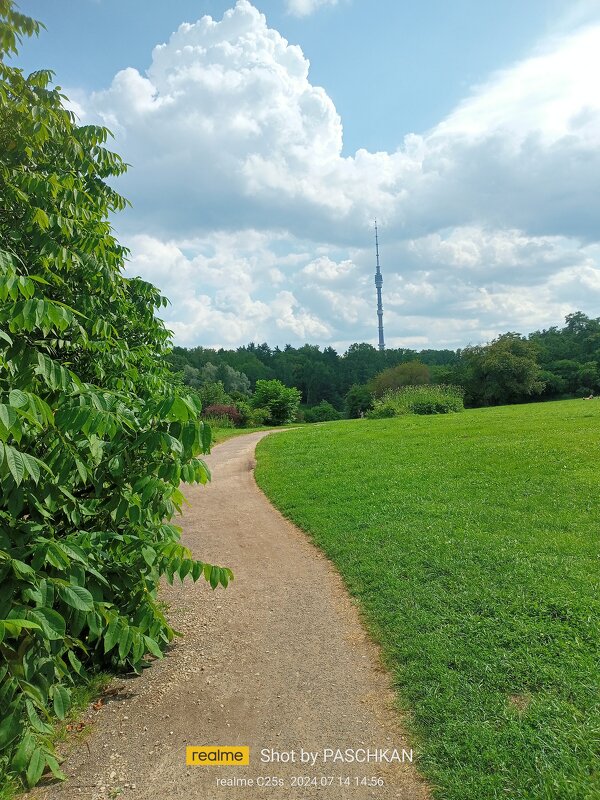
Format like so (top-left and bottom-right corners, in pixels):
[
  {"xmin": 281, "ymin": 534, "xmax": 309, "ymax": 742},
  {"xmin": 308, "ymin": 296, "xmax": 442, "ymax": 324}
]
[
  {"xmin": 256, "ymin": 400, "xmax": 600, "ymax": 800},
  {"xmin": 0, "ymin": 4, "xmax": 229, "ymax": 788},
  {"xmin": 367, "ymin": 384, "xmax": 464, "ymax": 418}
]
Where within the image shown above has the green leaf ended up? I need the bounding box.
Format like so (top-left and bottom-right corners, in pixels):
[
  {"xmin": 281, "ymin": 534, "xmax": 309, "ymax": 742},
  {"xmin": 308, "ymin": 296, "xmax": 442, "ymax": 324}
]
[
  {"xmin": 166, "ymin": 396, "xmax": 189, "ymax": 422},
  {"xmin": 1, "ymin": 618, "xmax": 41, "ymax": 637},
  {"xmin": 194, "ymin": 460, "xmax": 210, "ymax": 484},
  {"xmin": 32, "ymin": 207, "xmax": 50, "ymax": 230},
  {"xmin": 143, "ymin": 635, "xmax": 163, "ymax": 659},
  {"xmin": 108, "ymin": 453, "xmax": 124, "ymax": 476},
  {"xmin": 209, "ymin": 566, "xmax": 220, "ymax": 590},
  {"xmin": 58, "ymin": 541, "xmax": 86, "ymax": 563},
  {"xmin": 52, "ymin": 684, "xmax": 70, "ymax": 720},
  {"xmin": 118, "ymin": 628, "xmax": 132, "ymax": 660},
  {"xmin": 45, "ymin": 541, "xmax": 70, "ymax": 569},
  {"xmin": 0, "ymin": 403, "xmax": 17, "ymax": 430},
  {"xmin": 26, "ymin": 747, "xmax": 46, "ymax": 788},
  {"xmin": 29, "ymin": 607, "xmax": 66, "ymax": 640},
  {"xmin": 11, "ymin": 558, "xmax": 35, "ymax": 580},
  {"xmin": 0, "ymin": 710, "xmax": 20, "ymax": 749},
  {"xmin": 25, "ymin": 699, "xmax": 52, "ymax": 736},
  {"xmin": 58, "ymin": 584, "xmax": 94, "ymax": 612},
  {"xmin": 178, "ymin": 559, "xmax": 191, "ymax": 581},
  {"xmin": 181, "ymin": 422, "xmax": 196, "ymax": 453},
  {"xmin": 67, "ymin": 650, "xmax": 86, "ymax": 677},
  {"xmin": 74, "ymin": 458, "xmax": 87, "ymax": 482},
  {"xmin": 131, "ymin": 631, "xmax": 145, "ymax": 664},
  {"xmin": 5, "ymin": 446, "xmax": 25, "ymax": 485},
  {"xmin": 8, "ymin": 389, "xmax": 28, "ymax": 408},
  {"xmin": 12, "ymin": 731, "xmax": 35, "ymax": 774},
  {"xmin": 26, "ymin": 699, "xmax": 53, "ymax": 735},
  {"xmin": 201, "ymin": 421, "xmax": 212, "ymax": 452},
  {"xmin": 44, "ymin": 753, "xmax": 66, "ymax": 781},
  {"xmin": 22, "ymin": 452, "xmax": 41, "ymax": 483},
  {"xmin": 20, "ymin": 680, "xmax": 45, "ymax": 707},
  {"xmin": 103, "ymin": 617, "xmax": 120, "ymax": 654}
]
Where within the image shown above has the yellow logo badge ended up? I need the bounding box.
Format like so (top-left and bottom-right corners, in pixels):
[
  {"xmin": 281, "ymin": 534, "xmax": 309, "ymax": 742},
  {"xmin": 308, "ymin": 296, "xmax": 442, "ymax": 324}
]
[{"xmin": 186, "ymin": 746, "xmax": 250, "ymax": 766}]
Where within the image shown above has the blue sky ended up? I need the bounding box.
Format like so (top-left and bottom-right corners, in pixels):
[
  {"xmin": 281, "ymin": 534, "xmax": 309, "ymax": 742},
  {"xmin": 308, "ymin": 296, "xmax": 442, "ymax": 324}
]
[{"xmin": 14, "ymin": 0, "xmax": 600, "ymax": 350}]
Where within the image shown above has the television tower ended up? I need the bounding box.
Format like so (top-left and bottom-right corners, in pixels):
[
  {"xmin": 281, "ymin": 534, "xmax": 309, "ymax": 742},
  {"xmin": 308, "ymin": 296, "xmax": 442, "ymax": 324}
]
[{"xmin": 374, "ymin": 220, "xmax": 385, "ymax": 351}]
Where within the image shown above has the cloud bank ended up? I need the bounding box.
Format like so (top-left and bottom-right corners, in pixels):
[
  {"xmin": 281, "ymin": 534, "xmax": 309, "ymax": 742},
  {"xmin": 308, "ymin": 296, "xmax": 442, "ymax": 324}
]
[{"xmin": 83, "ymin": 0, "xmax": 600, "ymax": 349}]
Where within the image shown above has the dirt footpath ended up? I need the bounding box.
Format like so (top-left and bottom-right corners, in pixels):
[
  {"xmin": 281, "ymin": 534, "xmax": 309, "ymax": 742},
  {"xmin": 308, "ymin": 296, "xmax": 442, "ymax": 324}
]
[{"xmin": 35, "ymin": 432, "xmax": 429, "ymax": 800}]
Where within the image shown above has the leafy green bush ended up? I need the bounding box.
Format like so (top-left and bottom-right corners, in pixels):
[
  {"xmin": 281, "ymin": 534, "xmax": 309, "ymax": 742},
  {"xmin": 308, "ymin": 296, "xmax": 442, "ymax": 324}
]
[
  {"xmin": 231, "ymin": 400, "xmax": 269, "ymax": 428},
  {"xmin": 248, "ymin": 407, "xmax": 270, "ymax": 427},
  {"xmin": 344, "ymin": 383, "xmax": 373, "ymax": 418},
  {"xmin": 304, "ymin": 400, "xmax": 342, "ymax": 423},
  {"xmin": 367, "ymin": 385, "xmax": 464, "ymax": 418},
  {"xmin": 233, "ymin": 400, "xmax": 253, "ymax": 427},
  {"xmin": 402, "ymin": 384, "xmax": 465, "ymax": 414},
  {"xmin": 196, "ymin": 380, "xmax": 232, "ymax": 408},
  {"xmin": 228, "ymin": 400, "xmax": 271, "ymax": 429},
  {"xmin": 364, "ymin": 398, "xmax": 398, "ymax": 419},
  {"xmin": 0, "ymin": 5, "xmax": 229, "ymax": 789},
  {"xmin": 252, "ymin": 379, "xmax": 300, "ymax": 425}
]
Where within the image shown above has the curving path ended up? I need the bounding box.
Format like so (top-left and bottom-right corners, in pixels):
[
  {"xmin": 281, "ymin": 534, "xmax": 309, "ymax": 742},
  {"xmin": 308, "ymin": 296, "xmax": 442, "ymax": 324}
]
[{"xmin": 35, "ymin": 432, "xmax": 429, "ymax": 800}]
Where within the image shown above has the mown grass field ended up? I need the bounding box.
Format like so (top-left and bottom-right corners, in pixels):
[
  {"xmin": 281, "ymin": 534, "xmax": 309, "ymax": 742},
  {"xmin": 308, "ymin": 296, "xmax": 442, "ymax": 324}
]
[
  {"xmin": 255, "ymin": 400, "xmax": 600, "ymax": 800},
  {"xmin": 210, "ymin": 425, "xmax": 272, "ymax": 445},
  {"xmin": 210, "ymin": 422, "xmax": 304, "ymax": 445}
]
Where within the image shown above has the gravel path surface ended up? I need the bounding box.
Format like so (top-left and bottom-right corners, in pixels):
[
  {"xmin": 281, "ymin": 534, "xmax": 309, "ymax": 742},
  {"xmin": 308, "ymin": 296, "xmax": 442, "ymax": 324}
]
[{"xmin": 34, "ymin": 432, "xmax": 429, "ymax": 800}]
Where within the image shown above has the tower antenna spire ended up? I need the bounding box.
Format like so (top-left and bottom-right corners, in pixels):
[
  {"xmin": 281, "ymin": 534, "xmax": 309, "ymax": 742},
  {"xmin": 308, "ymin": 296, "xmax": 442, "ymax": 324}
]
[{"xmin": 374, "ymin": 219, "xmax": 385, "ymax": 351}]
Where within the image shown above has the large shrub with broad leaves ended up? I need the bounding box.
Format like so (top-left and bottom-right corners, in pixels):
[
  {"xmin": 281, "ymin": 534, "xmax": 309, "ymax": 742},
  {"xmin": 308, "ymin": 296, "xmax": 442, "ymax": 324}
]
[
  {"xmin": 0, "ymin": 2, "xmax": 229, "ymax": 789},
  {"xmin": 252, "ymin": 379, "xmax": 301, "ymax": 425}
]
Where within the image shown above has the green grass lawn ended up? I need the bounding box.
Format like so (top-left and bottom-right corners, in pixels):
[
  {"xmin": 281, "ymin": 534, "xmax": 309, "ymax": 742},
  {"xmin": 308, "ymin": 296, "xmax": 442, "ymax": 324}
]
[
  {"xmin": 255, "ymin": 400, "xmax": 600, "ymax": 800},
  {"xmin": 210, "ymin": 422, "xmax": 304, "ymax": 445},
  {"xmin": 209, "ymin": 425, "xmax": 273, "ymax": 445}
]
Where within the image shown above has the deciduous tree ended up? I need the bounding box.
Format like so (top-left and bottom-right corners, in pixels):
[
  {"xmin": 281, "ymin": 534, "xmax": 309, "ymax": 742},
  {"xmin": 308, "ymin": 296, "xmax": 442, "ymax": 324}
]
[
  {"xmin": 370, "ymin": 361, "xmax": 430, "ymax": 397},
  {"xmin": 463, "ymin": 333, "xmax": 545, "ymax": 405},
  {"xmin": 0, "ymin": 3, "xmax": 228, "ymax": 787}
]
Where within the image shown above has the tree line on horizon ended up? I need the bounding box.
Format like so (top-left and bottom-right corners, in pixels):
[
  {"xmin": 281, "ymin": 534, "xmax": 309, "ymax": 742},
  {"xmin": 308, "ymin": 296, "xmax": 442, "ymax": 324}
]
[{"xmin": 168, "ymin": 311, "xmax": 600, "ymax": 421}]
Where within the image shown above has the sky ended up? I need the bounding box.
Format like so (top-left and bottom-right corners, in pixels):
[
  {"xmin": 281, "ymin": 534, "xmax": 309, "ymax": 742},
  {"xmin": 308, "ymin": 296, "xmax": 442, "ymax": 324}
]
[{"xmin": 14, "ymin": 0, "xmax": 600, "ymax": 351}]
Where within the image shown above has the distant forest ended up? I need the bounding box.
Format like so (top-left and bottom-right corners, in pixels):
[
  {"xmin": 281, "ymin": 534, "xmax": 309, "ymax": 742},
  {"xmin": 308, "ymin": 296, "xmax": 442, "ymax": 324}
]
[{"xmin": 168, "ymin": 311, "xmax": 600, "ymax": 417}]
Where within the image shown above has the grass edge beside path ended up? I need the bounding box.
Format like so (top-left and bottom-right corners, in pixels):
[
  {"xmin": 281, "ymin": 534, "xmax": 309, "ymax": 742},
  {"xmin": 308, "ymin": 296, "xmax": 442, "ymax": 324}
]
[
  {"xmin": 254, "ymin": 400, "xmax": 600, "ymax": 800},
  {"xmin": 210, "ymin": 423, "xmax": 302, "ymax": 445}
]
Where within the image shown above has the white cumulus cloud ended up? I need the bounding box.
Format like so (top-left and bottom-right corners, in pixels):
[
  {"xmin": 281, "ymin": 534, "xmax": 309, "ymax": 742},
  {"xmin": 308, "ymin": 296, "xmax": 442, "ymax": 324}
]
[{"xmin": 80, "ymin": 1, "xmax": 600, "ymax": 349}]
